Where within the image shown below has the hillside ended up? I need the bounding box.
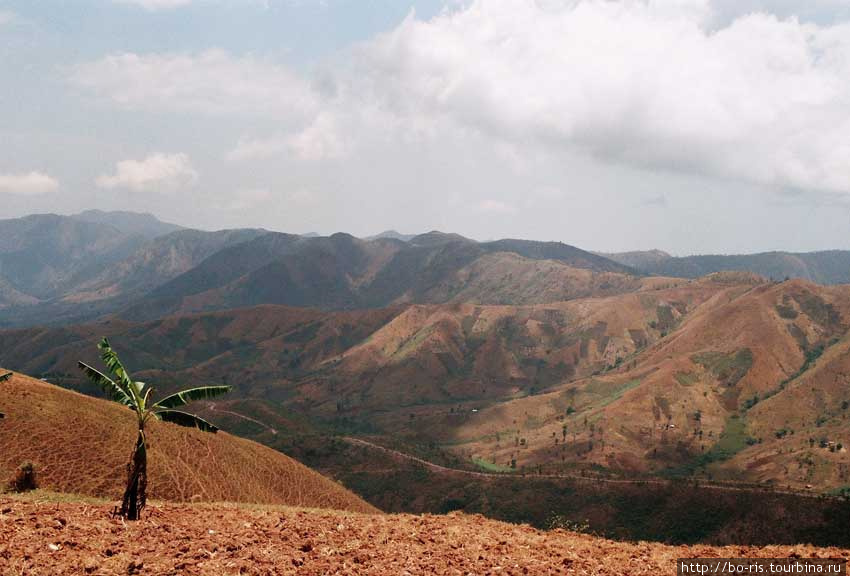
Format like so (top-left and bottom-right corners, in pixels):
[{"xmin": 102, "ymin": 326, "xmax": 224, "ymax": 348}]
[
  {"xmin": 0, "ymin": 214, "xmax": 146, "ymax": 302},
  {"xmin": 62, "ymin": 228, "xmax": 266, "ymax": 305},
  {"xmin": 8, "ymin": 274, "xmax": 850, "ymax": 494},
  {"xmin": 0, "ymin": 275, "xmax": 704, "ymax": 429},
  {"xmin": 6, "ymin": 275, "xmax": 850, "ymax": 493},
  {"xmin": 0, "ymin": 215, "xmax": 636, "ymax": 328},
  {"xmin": 0, "ymin": 226, "xmax": 267, "ymax": 328},
  {"xmin": 0, "ymin": 371, "xmax": 375, "ymax": 513},
  {"xmin": 603, "ymin": 250, "xmax": 850, "ymax": 285},
  {"xmin": 445, "ymin": 277, "xmax": 850, "ymax": 490},
  {"xmin": 120, "ymin": 231, "xmax": 638, "ymax": 322},
  {"xmin": 1, "ymin": 495, "xmax": 848, "ymax": 575}
]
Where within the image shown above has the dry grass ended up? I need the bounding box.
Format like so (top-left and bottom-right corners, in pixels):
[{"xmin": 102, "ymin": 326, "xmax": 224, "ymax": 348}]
[{"xmin": 0, "ymin": 372, "xmax": 376, "ymax": 513}]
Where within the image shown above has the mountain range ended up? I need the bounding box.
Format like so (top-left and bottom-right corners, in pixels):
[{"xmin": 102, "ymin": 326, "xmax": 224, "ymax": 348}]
[
  {"xmin": 2, "ymin": 210, "xmax": 850, "ymax": 524},
  {"xmin": 601, "ymin": 249, "xmax": 850, "ymax": 285}
]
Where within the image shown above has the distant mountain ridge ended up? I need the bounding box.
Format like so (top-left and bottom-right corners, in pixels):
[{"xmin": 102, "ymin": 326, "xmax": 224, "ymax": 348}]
[
  {"xmin": 2, "ymin": 210, "xmax": 850, "ymax": 332},
  {"xmin": 120, "ymin": 230, "xmax": 639, "ymax": 322},
  {"xmin": 601, "ymin": 249, "xmax": 850, "ymax": 284},
  {"xmin": 70, "ymin": 209, "xmax": 183, "ymax": 239},
  {"xmin": 0, "ymin": 211, "xmax": 266, "ymax": 326},
  {"xmin": 0, "ymin": 214, "xmax": 637, "ymax": 326},
  {"xmin": 0, "ymin": 213, "xmax": 146, "ymax": 302},
  {"xmin": 362, "ymin": 230, "xmax": 417, "ymax": 242}
]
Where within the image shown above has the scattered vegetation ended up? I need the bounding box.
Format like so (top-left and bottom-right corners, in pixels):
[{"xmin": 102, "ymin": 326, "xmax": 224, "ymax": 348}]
[
  {"xmin": 472, "ymin": 458, "xmax": 514, "ymax": 473},
  {"xmin": 655, "ymin": 305, "xmax": 677, "ymax": 332},
  {"xmin": 666, "ymin": 415, "xmax": 754, "ymax": 477},
  {"xmin": 775, "ymin": 302, "xmax": 798, "ymax": 319},
  {"xmin": 547, "ymin": 514, "xmax": 592, "ymax": 534},
  {"xmin": 78, "ymin": 338, "xmax": 230, "ymax": 520},
  {"xmin": 792, "ymin": 293, "xmax": 841, "ymax": 334},
  {"xmin": 742, "ymin": 394, "xmax": 760, "ymax": 411},
  {"xmin": 691, "ymin": 349, "xmax": 753, "ymax": 388},
  {"xmin": 8, "ymin": 461, "xmax": 38, "ymax": 492},
  {"xmin": 708, "ymin": 415, "xmax": 754, "ymax": 460}
]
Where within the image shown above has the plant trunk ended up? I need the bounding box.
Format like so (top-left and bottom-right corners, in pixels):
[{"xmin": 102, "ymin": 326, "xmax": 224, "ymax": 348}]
[{"xmin": 120, "ymin": 428, "xmax": 147, "ymax": 521}]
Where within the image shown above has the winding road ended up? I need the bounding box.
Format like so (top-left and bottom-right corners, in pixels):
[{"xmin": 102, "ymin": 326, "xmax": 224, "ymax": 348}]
[{"xmin": 340, "ymin": 436, "xmax": 834, "ymax": 500}]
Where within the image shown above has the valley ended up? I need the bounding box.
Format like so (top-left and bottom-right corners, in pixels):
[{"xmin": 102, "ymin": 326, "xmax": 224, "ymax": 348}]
[
  {"xmin": 2, "ymin": 211, "xmax": 850, "ymax": 542},
  {"xmin": 6, "ymin": 1, "xmax": 850, "ymax": 570}
]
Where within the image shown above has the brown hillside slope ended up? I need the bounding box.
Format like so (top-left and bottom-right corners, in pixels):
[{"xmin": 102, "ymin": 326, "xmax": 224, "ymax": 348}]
[
  {"xmin": 446, "ymin": 278, "xmax": 850, "ymax": 489},
  {"xmin": 324, "ymin": 274, "xmax": 739, "ymax": 426},
  {"xmin": 2, "ymin": 495, "xmax": 848, "ymax": 576},
  {"xmin": 717, "ymin": 331, "xmax": 850, "ymax": 488},
  {"xmin": 2, "ymin": 275, "xmax": 849, "ymax": 491},
  {"xmin": 0, "ymin": 372, "xmax": 375, "ymax": 513}
]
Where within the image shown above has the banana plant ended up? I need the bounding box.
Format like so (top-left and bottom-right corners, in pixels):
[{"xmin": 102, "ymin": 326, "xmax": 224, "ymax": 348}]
[{"xmin": 78, "ymin": 338, "xmax": 230, "ymax": 520}]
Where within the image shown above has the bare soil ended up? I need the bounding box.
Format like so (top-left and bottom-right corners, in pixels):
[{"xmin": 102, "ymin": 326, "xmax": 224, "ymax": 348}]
[{"xmin": 1, "ymin": 495, "xmax": 847, "ymax": 576}]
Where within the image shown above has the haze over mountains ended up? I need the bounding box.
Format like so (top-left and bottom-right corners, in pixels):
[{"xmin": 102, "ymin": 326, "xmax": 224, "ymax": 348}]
[
  {"xmin": 3, "ymin": 211, "xmax": 850, "ymax": 328},
  {"xmin": 602, "ymin": 250, "xmax": 850, "ymax": 285},
  {"xmin": 1, "ymin": 211, "xmax": 638, "ymax": 327}
]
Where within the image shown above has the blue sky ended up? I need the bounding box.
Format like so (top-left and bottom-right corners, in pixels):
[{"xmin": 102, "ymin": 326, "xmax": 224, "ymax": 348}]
[{"xmin": 2, "ymin": 0, "xmax": 850, "ymax": 254}]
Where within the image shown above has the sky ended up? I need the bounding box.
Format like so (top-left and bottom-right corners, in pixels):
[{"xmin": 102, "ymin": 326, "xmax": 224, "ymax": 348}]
[{"xmin": 2, "ymin": 0, "xmax": 850, "ymax": 255}]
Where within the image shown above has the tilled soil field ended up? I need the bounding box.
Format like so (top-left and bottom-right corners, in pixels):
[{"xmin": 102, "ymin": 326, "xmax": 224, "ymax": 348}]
[{"xmin": 1, "ymin": 495, "xmax": 848, "ymax": 575}]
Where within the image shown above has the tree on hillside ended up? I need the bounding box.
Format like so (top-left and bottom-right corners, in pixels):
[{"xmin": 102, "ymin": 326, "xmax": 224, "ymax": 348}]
[
  {"xmin": 0, "ymin": 371, "xmax": 10, "ymax": 418},
  {"xmin": 78, "ymin": 338, "xmax": 230, "ymax": 520}
]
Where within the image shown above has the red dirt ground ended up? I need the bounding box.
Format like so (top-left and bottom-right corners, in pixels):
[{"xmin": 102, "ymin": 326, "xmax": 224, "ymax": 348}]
[{"xmin": 1, "ymin": 494, "xmax": 848, "ymax": 576}]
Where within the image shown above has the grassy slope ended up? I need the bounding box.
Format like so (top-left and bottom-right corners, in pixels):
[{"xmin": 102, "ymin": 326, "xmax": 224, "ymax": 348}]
[{"xmin": 0, "ymin": 371, "xmax": 375, "ymax": 513}]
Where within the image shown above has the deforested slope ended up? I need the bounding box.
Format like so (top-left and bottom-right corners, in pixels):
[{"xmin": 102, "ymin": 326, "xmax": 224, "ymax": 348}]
[{"xmin": 0, "ymin": 371, "xmax": 375, "ymax": 513}]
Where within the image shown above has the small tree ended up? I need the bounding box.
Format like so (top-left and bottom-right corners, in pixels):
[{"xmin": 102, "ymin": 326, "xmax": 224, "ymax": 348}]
[{"xmin": 78, "ymin": 338, "xmax": 230, "ymax": 520}]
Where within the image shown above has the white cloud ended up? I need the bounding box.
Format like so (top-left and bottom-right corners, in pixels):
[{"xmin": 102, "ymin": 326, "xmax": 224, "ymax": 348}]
[
  {"xmin": 72, "ymin": 1, "xmax": 850, "ymax": 198},
  {"xmin": 342, "ymin": 0, "xmax": 850, "ymax": 194},
  {"xmin": 112, "ymin": 0, "xmax": 193, "ymax": 11},
  {"xmin": 286, "ymin": 113, "xmax": 345, "ymax": 161},
  {"xmin": 229, "ymin": 113, "xmax": 345, "ymax": 162},
  {"xmin": 96, "ymin": 153, "xmax": 198, "ymax": 192},
  {"xmin": 71, "ymin": 49, "xmax": 318, "ymax": 118},
  {"xmin": 0, "ymin": 171, "xmax": 59, "ymax": 195}
]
